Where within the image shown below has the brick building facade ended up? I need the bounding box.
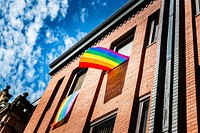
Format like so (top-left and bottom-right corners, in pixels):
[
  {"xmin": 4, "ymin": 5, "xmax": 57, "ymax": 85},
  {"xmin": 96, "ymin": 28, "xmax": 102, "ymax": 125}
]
[
  {"xmin": 0, "ymin": 86, "xmax": 35, "ymax": 133},
  {"xmin": 25, "ymin": 0, "xmax": 200, "ymax": 132}
]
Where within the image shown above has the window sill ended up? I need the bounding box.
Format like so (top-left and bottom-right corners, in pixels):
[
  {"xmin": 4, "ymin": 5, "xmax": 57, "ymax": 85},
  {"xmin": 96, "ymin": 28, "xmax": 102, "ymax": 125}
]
[
  {"xmin": 146, "ymin": 41, "xmax": 156, "ymax": 48},
  {"xmin": 196, "ymin": 13, "xmax": 200, "ymax": 17}
]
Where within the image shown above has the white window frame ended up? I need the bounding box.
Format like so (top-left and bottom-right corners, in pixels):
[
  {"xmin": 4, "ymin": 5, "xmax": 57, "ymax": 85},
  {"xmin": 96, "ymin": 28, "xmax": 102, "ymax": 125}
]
[
  {"xmin": 135, "ymin": 95, "xmax": 150, "ymax": 133},
  {"xmin": 67, "ymin": 68, "xmax": 87, "ymax": 96},
  {"xmin": 148, "ymin": 17, "xmax": 159, "ymax": 46},
  {"xmin": 90, "ymin": 112, "xmax": 116, "ymax": 133},
  {"xmin": 113, "ymin": 34, "xmax": 134, "ymax": 56},
  {"xmin": 195, "ymin": 0, "xmax": 200, "ymax": 15}
]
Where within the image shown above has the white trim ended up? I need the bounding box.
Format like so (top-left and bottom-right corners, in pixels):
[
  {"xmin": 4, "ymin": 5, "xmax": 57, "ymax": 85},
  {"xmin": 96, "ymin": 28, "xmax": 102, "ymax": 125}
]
[
  {"xmin": 195, "ymin": 0, "xmax": 200, "ymax": 14},
  {"xmin": 135, "ymin": 97, "xmax": 150, "ymax": 133}
]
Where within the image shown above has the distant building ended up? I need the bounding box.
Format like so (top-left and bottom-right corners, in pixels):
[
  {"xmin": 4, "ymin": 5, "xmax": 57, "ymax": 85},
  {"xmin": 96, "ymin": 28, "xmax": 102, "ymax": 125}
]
[
  {"xmin": 0, "ymin": 86, "xmax": 35, "ymax": 133},
  {"xmin": 25, "ymin": 0, "xmax": 200, "ymax": 133}
]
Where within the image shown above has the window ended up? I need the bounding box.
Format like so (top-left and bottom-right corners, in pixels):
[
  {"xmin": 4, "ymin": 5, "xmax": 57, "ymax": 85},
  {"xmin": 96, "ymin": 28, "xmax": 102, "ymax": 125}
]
[
  {"xmin": 135, "ymin": 97, "xmax": 150, "ymax": 133},
  {"xmin": 67, "ymin": 68, "xmax": 87, "ymax": 95},
  {"xmin": 113, "ymin": 34, "xmax": 134, "ymax": 56},
  {"xmin": 35, "ymin": 77, "xmax": 64, "ymax": 132},
  {"xmin": 48, "ymin": 69, "xmax": 87, "ymax": 130},
  {"xmin": 90, "ymin": 114, "xmax": 116, "ymax": 133},
  {"xmin": 105, "ymin": 29, "xmax": 135, "ymax": 102},
  {"xmin": 148, "ymin": 17, "xmax": 159, "ymax": 45},
  {"xmin": 111, "ymin": 27, "xmax": 135, "ymax": 56},
  {"xmin": 195, "ymin": 0, "xmax": 200, "ymax": 14},
  {"xmin": 146, "ymin": 11, "xmax": 159, "ymax": 47},
  {"xmin": 46, "ymin": 77, "xmax": 64, "ymax": 110}
]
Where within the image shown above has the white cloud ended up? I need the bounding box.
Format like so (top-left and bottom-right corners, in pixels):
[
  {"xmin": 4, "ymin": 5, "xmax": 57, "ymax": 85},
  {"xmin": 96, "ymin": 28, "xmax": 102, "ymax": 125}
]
[
  {"xmin": 64, "ymin": 35, "xmax": 77, "ymax": 49},
  {"xmin": 80, "ymin": 8, "xmax": 89, "ymax": 23},
  {"xmin": 9, "ymin": 0, "xmax": 26, "ymax": 17},
  {"xmin": 38, "ymin": 80, "xmax": 46, "ymax": 89},
  {"xmin": 90, "ymin": 0, "xmax": 108, "ymax": 10},
  {"xmin": 10, "ymin": 17, "xmax": 24, "ymax": 31},
  {"xmin": 29, "ymin": 88, "xmax": 44, "ymax": 103},
  {"xmin": 0, "ymin": 0, "xmax": 69, "ymax": 102},
  {"xmin": 60, "ymin": 0, "xmax": 69, "ymax": 17},
  {"xmin": 46, "ymin": 30, "xmax": 51, "ymax": 38},
  {"xmin": 45, "ymin": 30, "xmax": 59, "ymax": 44},
  {"xmin": 26, "ymin": 68, "xmax": 36, "ymax": 82},
  {"xmin": 37, "ymin": 1, "xmax": 48, "ymax": 19},
  {"xmin": 26, "ymin": 22, "xmax": 43, "ymax": 45},
  {"xmin": 46, "ymin": 30, "xmax": 88, "ymax": 65},
  {"xmin": 46, "ymin": 35, "xmax": 77, "ymax": 65},
  {"xmin": 18, "ymin": 62, "xmax": 24, "ymax": 75},
  {"xmin": 0, "ymin": 48, "xmax": 15, "ymax": 78},
  {"xmin": 102, "ymin": 2, "xmax": 107, "ymax": 6},
  {"xmin": 76, "ymin": 30, "xmax": 87, "ymax": 40},
  {"xmin": 46, "ymin": 48, "xmax": 57, "ymax": 65},
  {"xmin": 48, "ymin": 1, "xmax": 60, "ymax": 21}
]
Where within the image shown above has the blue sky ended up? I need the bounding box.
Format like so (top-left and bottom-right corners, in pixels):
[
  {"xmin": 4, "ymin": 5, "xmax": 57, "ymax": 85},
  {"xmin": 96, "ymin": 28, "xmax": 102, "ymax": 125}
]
[{"xmin": 0, "ymin": 0, "xmax": 129, "ymax": 102}]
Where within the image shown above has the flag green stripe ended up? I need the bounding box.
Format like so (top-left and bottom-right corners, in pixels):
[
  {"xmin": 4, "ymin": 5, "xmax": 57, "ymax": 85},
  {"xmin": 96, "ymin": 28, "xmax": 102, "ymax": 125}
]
[{"xmin": 86, "ymin": 50, "xmax": 123, "ymax": 64}]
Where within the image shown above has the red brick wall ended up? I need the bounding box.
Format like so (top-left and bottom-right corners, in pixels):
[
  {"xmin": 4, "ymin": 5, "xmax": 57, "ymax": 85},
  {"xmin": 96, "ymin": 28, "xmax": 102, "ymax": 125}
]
[
  {"xmin": 185, "ymin": 0, "xmax": 199, "ymax": 132},
  {"xmin": 91, "ymin": 1, "xmax": 161, "ymax": 133},
  {"xmin": 24, "ymin": 76, "xmax": 65, "ymax": 133},
  {"xmin": 25, "ymin": 0, "xmax": 161, "ymax": 133}
]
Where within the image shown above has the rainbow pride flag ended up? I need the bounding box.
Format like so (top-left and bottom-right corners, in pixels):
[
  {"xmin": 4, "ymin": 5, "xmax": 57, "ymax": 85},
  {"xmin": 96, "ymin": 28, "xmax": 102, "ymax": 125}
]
[
  {"xmin": 79, "ymin": 47, "xmax": 129, "ymax": 71},
  {"xmin": 51, "ymin": 90, "xmax": 79, "ymax": 127}
]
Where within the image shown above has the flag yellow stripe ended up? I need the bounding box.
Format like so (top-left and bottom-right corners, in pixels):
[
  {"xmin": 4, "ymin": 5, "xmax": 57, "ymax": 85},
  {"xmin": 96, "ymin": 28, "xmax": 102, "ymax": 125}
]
[
  {"xmin": 80, "ymin": 57, "xmax": 115, "ymax": 69},
  {"xmin": 82, "ymin": 53, "xmax": 119, "ymax": 67}
]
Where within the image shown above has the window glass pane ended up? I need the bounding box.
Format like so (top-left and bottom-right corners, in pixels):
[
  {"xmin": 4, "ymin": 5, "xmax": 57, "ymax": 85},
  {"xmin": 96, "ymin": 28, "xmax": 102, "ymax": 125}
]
[
  {"xmin": 197, "ymin": 0, "xmax": 200, "ymax": 13},
  {"xmin": 139, "ymin": 100, "xmax": 150, "ymax": 133},
  {"xmin": 197, "ymin": 0, "xmax": 200, "ymax": 14},
  {"xmin": 46, "ymin": 77, "xmax": 64, "ymax": 110},
  {"xmin": 117, "ymin": 41, "xmax": 133, "ymax": 56},
  {"xmin": 69, "ymin": 69, "xmax": 87, "ymax": 95},
  {"xmin": 92, "ymin": 117, "xmax": 116, "ymax": 133},
  {"xmin": 151, "ymin": 20, "xmax": 158, "ymax": 43},
  {"xmin": 147, "ymin": 12, "xmax": 159, "ymax": 46},
  {"xmin": 115, "ymin": 36, "xmax": 133, "ymax": 56}
]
